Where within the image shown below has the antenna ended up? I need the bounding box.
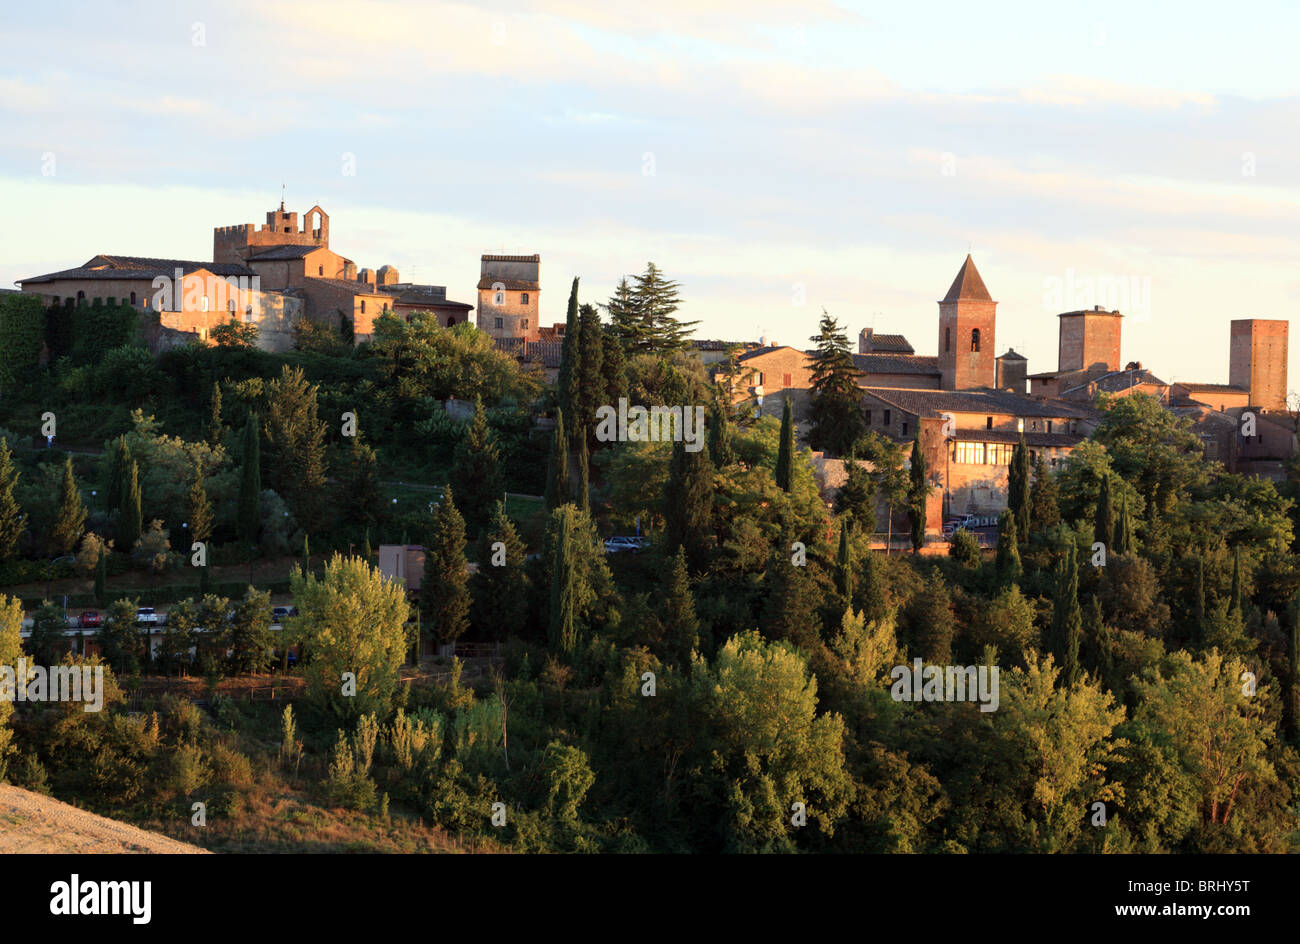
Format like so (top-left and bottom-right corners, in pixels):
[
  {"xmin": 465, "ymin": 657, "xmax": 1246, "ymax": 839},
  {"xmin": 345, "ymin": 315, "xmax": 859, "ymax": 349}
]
[{"xmin": 280, "ymin": 183, "xmax": 285, "ymax": 211}]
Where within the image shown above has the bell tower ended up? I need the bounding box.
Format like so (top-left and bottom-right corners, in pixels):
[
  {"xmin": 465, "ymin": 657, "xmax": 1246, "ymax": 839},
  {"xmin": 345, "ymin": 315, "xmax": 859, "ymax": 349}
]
[{"xmin": 938, "ymin": 254, "xmax": 997, "ymax": 390}]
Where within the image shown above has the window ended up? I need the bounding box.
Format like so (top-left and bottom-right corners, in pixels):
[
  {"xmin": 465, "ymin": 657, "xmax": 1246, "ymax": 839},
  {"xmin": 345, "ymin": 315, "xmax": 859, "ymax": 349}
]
[
  {"xmin": 360, "ymin": 301, "xmax": 366, "ymax": 315},
  {"xmin": 201, "ymin": 295, "xmax": 210, "ymax": 312},
  {"xmin": 1047, "ymin": 420, "xmax": 1054, "ymax": 433},
  {"xmin": 756, "ymin": 372, "xmax": 764, "ymax": 385},
  {"xmin": 783, "ymin": 373, "xmax": 792, "ymax": 387},
  {"xmin": 884, "ymin": 409, "xmax": 892, "ymax": 426},
  {"xmin": 971, "ymin": 328, "xmax": 980, "ymax": 352},
  {"xmin": 987, "ymin": 443, "xmax": 1014, "ymax": 465},
  {"xmin": 865, "ymin": 409, "xmax": 872, "ymax": 425},
  {"xmin": 495, "ymin": 317, "xmax": 504, "ymax": 329},
  {"xmin": 954, "ymin": 441, "xmax": 984, "ymax": 464},
  {"xmin": 129, "ymin": 292, "xmax": 136, "ymax": 305},
  {"xmin": 77, "ymin": 290, "xmax": 85, "ymax": 302},
  {"xmin": 383, "ymin": 304, "xmax": 389, "ymax": 313},
  {"xmin": 521, "ymin": 293, "xmax": 530, "ymax": 305},
  {"xmin": 521, "ymin": 319, "xmax": 529, "ymax": 329},
  {"xmin": 228, "ymin": 300, "xmax": 236, "ymax": 315},
  {"xmin": 901, "ymin": 421, "xmax": 909, "ymax": 436},
  {"xmin": 318, "ymin": 265, "xmax": 324, "ymax": 276},
  {"xmin": 944, "ymin": 327, "xmax": 951, "ymax": 352},
  {"xmin": 986, "ymin": 416, "xmax": 993, "ymax": 430},
  {"xmin": 284, "ymin": 227, "xmax": 290, "ymax": 233}
]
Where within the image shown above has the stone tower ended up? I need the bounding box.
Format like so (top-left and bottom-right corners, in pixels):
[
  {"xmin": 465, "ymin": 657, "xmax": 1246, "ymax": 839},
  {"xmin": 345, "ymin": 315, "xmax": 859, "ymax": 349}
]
[
  {"xmin": 1057, "ymin": 306, "xmax": 1122, "ymax": 373},
  {"xmin": 477, "ymin": 254, "xmax": 540, "ymax": 341},
  {"xmin": 1229, "ymin": 318, "xmax": 1288, "ymax": 412},
  {"xmin": 938, "ymin": 255, "xmax": 997, "ymax": 390},
  {"xmin": 213, "ymin": 201, "xmax": 329, "ymax": 265}
]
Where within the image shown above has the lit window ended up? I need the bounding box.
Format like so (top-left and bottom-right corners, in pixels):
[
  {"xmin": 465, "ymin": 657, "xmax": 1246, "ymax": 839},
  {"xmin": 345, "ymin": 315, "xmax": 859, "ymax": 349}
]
[
  {"xmin": 954, "ymin": 441, "xmax": 984, "ymax": 464},
  {"xmin": 202, "ymin": 295, "xmax": 210, "ymax": 312}
]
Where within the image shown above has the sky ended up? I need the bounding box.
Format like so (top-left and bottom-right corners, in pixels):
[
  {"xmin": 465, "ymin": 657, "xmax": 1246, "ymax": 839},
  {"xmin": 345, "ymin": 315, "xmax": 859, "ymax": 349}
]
[{"xmin": 2, "ymin": 0, "xmax": 1299, "ymax": 386}]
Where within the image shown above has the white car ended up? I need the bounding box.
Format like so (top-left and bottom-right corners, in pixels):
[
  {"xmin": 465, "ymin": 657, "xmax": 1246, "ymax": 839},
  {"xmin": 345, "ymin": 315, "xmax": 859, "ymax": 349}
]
[
  {"xmin": 603, "ymin": 536, "xmax": 649, "ymax": 554},
  {"xmin": 135, "ymin": 607, "xmax": 159, "ymax": 625}
]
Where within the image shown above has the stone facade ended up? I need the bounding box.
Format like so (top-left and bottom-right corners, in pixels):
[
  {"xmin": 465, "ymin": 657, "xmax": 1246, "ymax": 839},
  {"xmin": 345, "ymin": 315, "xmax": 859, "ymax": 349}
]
[
  {"xmin": 938, "ymin": 255, "xmax": 997, "ymax": 390},
  {"xmin": 213, "ymin": 204, "xmax": 329, "ymax": 265},
  {"xmin": 1058, "ymin": 307, "xmax": 1122, "ymax": 373},
  {"xmin": 477, "ymin": 254, "xmax": 540, "ymax": 340}
]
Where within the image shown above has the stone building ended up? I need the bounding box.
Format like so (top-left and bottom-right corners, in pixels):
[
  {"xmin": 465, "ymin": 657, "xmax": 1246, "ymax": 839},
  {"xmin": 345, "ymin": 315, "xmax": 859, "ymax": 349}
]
[
  {"xmin": 1229, "ymin": 318, "xmax": 1288, "ymax": 412},
  {"xmin": 938, "ymin": 255, "xmax": 997, "ymax": 390},
  {"xmin": 477, "ymin": 254, "xmax": 540, "ymax": 341}
]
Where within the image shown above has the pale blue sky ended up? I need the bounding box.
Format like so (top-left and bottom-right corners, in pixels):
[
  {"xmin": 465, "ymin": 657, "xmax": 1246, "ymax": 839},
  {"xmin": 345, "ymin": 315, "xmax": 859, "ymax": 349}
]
[{"xmin": 1, "ymin": 1, "xmax": 1297, "ymax": 385}]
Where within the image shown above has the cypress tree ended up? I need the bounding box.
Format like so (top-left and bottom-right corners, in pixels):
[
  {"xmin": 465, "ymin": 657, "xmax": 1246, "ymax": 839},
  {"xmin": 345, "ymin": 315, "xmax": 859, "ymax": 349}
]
[
  {"xmin": 854, "ymin": 547, "xmax": 886, "ymax": 624},
  {"xmin": 544, "ymin": 409, "xmax": 569, "ymax": 510},
  {"xmin": 1008, "ymin": 437, "xmax": 1029, "ymax": 539},
  {"xmin": 576, "ymin": 427, "xmax": 590, "ymax": 512},
  {"xmin": 0, "ymin": 437, "xmax": 26, "ymax": 561},
  {"xmin": 1083, "ymin": 595, "xmax": 1112, "ymax": 680},
  {"xmin": 118, "ymin": 459, "xmax": 142, "ymax": 551},
  {"xmin": 1192, "ymin": 556, "xmax": 1206, "ymax": 648},
  {"xmin": 708, "ymin": 400, "xmax": 733, "ymax": 469},
  {"xmin": 363, "ymin": 528, "xmax": 373, "ymax": 561},
  {"xmin": 906, "ymin": 437, "xmax": 928, "ymax": 553},
  {"xmin": 994, "ymin": 509, "xmax": 1021, "ymax": 587},
  {"xmin": 1094, "ymin": 474, "xmax": 1114, "ymax": 553},
  {"xmin": 775, "ymin": 396, "xmax": 795, "ymax": 491},
  {"xmin": 662, "ymin": 547, "xmax": 700, "ymax": 666},
  {"xmin": 664, "ymin": 437, "xmax": 713, "ymax": 573},
  {"xmin": 94, "ymin": 550, "xmax": 107, "ymax": 605},
  {"xmin": 450, "ymin": 396, "xmax": 504, "ymax": 535},
  {"xmin": 1113, "ymin": 493, "xmax": 1134, "ymax": 556},
  {"xmin": 237, "ymin": 412, "xmax": 261, "ymax": 545},
  {"xmin": 1028, "ymin": 453, "xmax": 1060, "ymax": 533},
  {"xmin": 1288, "ymin": 599, "xmax": 1300, "ymax": 738},
  {"xmin": 762, "ymin": 539, "xmax": 820, "ymax": 649},
  {"xmin": 576, "ymin": 303, "xmax": 604, "ymax": 437},
  {"xmin": 187, "ymin": 458, "xmax": 214, "ymax": 548},
  {"xmin": 207, "ymin": 382, "xmax": 224, "ymax": 447},
  {"xmin": 834, "ymin": 521, "xmax": 854, "ymax": 601},
  {"xmin": 1050, "ymin": 543, "xmax": 1083, "ymax": 686},
  {"xmin": 106, "ymin": 436, "xmax": 131, "ymax": 513},
  {"xmin": 548, "ymin": 505, "xmax": 577, "ymax": 653},
  {"xmin": 600, "ymin": 324, "xmax": 628, "ymax": 407},
  {"xmin": 1229, "ymin": 545, "xmax": 1242, "ymax": 615},
  {"xmin": 302, "ymin": 533, "xmax": 310, "ymax": 574},
  {"xmin": 421, "ymin": 487, "xmax": 470, "ymax": 646},
  {"xmin": 557, "ymin": 277, "xmax": 581, "ymax": 420},
  {"xmin": 904, "ymin": 570, "xmax": 954, "ymax": 663},
  {"xmin": 471, "ymin": 501, "xmax": 528, "ymax": 640}
]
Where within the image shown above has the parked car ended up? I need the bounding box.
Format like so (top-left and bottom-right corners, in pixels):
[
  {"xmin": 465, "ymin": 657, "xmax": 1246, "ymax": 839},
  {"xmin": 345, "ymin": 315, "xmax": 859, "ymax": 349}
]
[
  {"xmin": 603, "ymin": 536, "xmax": 650, "ymax": 554},
  {"xmin": 135, "ymin": 607, "xmax": 158, "ymax": 625},
  {"xmin": 78, "ymin": 610, "xmax": 102, "ymax": 629},
  {"xmin": 271, "ymin": 605, "xmax": 299, "ymax": 623}
]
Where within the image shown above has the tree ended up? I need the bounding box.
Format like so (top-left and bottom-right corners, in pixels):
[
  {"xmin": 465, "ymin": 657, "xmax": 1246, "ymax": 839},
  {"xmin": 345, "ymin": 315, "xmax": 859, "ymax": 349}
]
[
  {"xmin": 549, "ymin": 505, "xmax": 578, "ymax": 654},
  {"xmin": 557, "ymin": 277, "xmax": 581, "ymax": 420},
  {"xmin": 49, "ymin": 457, "xmax": 86, "ymax": 556},
  {"xmin": 94, "ymin": 551, "xmax": 106, "ymax": 606},
  {"xmin": 1114, "ymin": 492, "xmax": 1135, "ymax": 555},
  {"xmin": 631, "ymin": 262, "xmax": 697, "ymax": 353},
  {"xmin": 576, "ymin": 429, "xmax": 590, "ymax": 512},
  {"xmin": 421, "ymin": 487, "xmax": 470, "ymax": 647},
  {"xmin": 1050, "ymin": 543, "xmax": 1083, "ymax": 687},
  {"xmin": 904, "ymin": 571, "xmax": 954, "ymax": 662},
  {"xmin": 995, "ymin": 510, "xmax": 1021, "ymax": 587},
  {"xmin": 1082, "ymin": 595, "xmax": 1114, "ymax": 682},
  {"xmin": 576, "ymin": 303, "xmax": 605, "ymax": 439},
  {"xmin": 211, "ymin": 317, "xmax": 259, "ymax": 349},
  {"xmin": 539, "ymin": 503, "xmax": 618, "ymax": 650},
  {"xmin": 471, "ymin": 502, "xmax": 528, "ymax": 640},
  {"xmin": 854, "ymin": 548, "xmax": 887, "ymax": 624},
  {"xmin": 1008, "ymin": 438, "xmax": 1030, "ymax": 539},
  {"xmin": 708, "ymin": 400, "xmax": 733, "ymax": 469},
  {"xmin": 106, "ymin": 437, "xmax": 132, "ymax": 513},
  {"xmin": 289, "ymin": 554, "xmax": 412, "ymax": 721},
  {"xmin": 118, "ymin": 459, "xmax": 142, "ymax": 551},
  {"xmin": 264, "ymin": 366, "xmax": 328, "ymax": 525},
  {"xmin": 906, "ymin": 437, "xmax": 929, "ymax": 553},
  {"xmin": 237, "ymin": 412, "xmax": 261, "ymax": 546},
  {"xmin": 26, "ymin": 601, "xmax": 69, "ymax": 666},
  {"xmin": 99, "ymin": 597, "xmax": 142, "ymax": 676},
  {"xmin": 340, "ymin": 431, "xmax": 384, "ymax": 532},
  {"xmin": 207, "ymin": 383, "xmax": 224, "ymax": 447},
  {"xmin": 775, "ymin": 397, "xmax": 795, "ymax": 492},
  {"xmin": 601, "ymin": 324, "xmax": 628, "ymax": 406},
  {"xmin": 664, "ymin": 436, "xmax": 713, "ymax": 573},
  {"xmin": 544, "ymin": 409, "xmax": 569, "ymax": 510},
  {"xmin": 228, "ymin": 586, "xmax": 273, "ymax": 674},
  {"xmin": 0, "ymin": 595, "xmax": 22, "ymax": 780},
  {"xmin": 806, "ymin": 311, "xmax": 865, "ymax": 456},
  {"xmin": 0, "ymin": 294, "xmax": 44, "ymax": 392},
  {"xmin": 1192, "ymin": 556, "xmax": 1207, "ymax": 649},
  {"xmin": 186, "ymin": 458, "xmax": 213, "ymax": 548},
  {"xmin": 950, "ymin": 527, "xmax": 980, "ymax": 567},
  {"xmin": 835, "ymin": 456, "xmax": 875, "ymax": 526},
  {"xmin": 1029, "ymin": 454, "xmax": 1060, "ymax": 533},
  {"xmin": 449, "ymin": 397, "xmax": 504, "ymax": 535},
  {"xmin": 603, "ymin": 276, "xmax": 642, "ymax": 354},
  {"xmin": 0, "ymin": 438, "xmax": 25, "ymax": 561},
  {"xmin": 1228, "ymin": 545, "xmax": 1242, "ymax": 616},
  {"xmin": 762, "ymin": 541, "xmax": 821, "ymax": 650},
  {"xmin": 661, "ymin": 547, "xmax": 700, "ymax": 666},
  {"xmin": 1094, "ymin": 473, "xmax": 1115, "ymax": 553},
  {"xmin": 833, "ymin": 522, "xmax": 854, "ymax": 601}
]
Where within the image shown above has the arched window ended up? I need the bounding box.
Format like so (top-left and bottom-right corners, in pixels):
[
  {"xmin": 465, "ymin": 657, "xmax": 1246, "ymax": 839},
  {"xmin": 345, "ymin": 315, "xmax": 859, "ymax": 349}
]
[
  {"xmin": 202, "ymin": 295, "xmax": 210, "ymax": 312},
  {"xmin": 360, "ymin": 300, "xmax": 366, "ymax": 315},
  {"xmin": 318, "ymin": 265, "xmax": 324, "ymax": 276},
  {"xmin": 76, "ymin": 290, "xmax": 85, "ymax": 303},
  {"xmin": 129, "ymin": 292, "xmax": 137, "ymax": 305},
  {"xmin": 970, "ymin": 328, "xmax": 980, "ymax": 352},
  {"xmin": 521, "ymin": 292, "xmax": 530, "ymax": 305},
  {"xmin": 944, "ymin": 327, "xmax": 951, "ymax": 352}
]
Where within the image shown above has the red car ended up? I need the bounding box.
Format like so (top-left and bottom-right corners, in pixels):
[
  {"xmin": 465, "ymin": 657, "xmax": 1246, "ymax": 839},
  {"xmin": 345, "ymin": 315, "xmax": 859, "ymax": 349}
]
[{"xmin": 78, "ymin": 610, "xmax": 102, "ymax": 629}]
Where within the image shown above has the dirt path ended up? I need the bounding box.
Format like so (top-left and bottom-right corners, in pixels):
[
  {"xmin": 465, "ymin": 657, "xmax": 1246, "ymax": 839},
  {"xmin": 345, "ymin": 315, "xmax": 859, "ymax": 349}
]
[{"xmin": 0, "ymin": 785, "xmax": 208, "ymax": 854}]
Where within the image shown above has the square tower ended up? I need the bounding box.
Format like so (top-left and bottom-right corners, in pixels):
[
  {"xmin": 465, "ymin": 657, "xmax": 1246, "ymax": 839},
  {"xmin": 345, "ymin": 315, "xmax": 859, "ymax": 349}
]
[
  {"xmin": 1057, "ymin": 307, "xmax": 1122, "ymax": 373},
  {"xmin": 1229, "ymin": 319, "xmax": 1288, "ymax": 411},
  {"xmin": 937, "ymin": 255, "xmax": 997, "ymax": 390},
  {"xmin": 477, "ymin": 254, "xmax": 540, "ymax": 340}
]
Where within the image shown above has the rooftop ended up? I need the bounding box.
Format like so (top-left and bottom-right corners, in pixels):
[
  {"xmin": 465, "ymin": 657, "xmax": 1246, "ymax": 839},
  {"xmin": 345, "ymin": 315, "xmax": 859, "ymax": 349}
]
[
  {"xmin": 860, "ymin": 386, "xmax": 1096, "ymax": 420},
  {"xmin": 941, "ymin": 254, "xmax": 993, "ymax": 303},
  {"xmin": 20, "ymin": 254, "xmax": 255, "ymax": 284}
]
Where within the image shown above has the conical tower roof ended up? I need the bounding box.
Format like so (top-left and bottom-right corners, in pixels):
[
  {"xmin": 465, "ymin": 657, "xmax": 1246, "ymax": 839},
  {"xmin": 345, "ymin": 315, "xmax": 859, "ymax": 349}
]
[{"xmin": 941, "ymin": 254, "xmax": 993, "ymax": 303}]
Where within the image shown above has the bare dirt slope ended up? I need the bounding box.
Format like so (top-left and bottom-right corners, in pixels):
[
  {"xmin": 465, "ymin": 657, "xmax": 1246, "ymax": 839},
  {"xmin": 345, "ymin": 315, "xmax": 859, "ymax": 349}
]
[{"xmin": 0, "ymin": 786, "xmax": 208, "ymax": 854}]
